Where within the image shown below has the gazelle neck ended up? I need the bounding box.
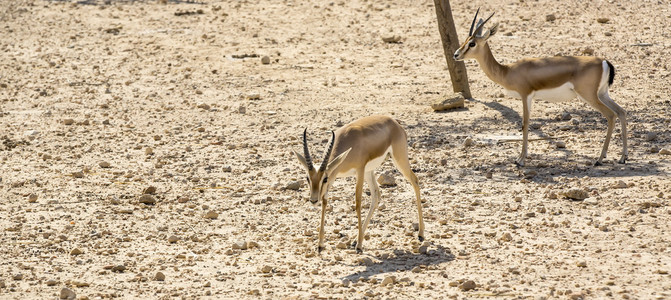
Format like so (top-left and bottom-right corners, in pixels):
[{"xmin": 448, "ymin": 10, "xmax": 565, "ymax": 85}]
[{"xmin": 475, "ymin": 43, "xmax": 509, "ymax": 87}]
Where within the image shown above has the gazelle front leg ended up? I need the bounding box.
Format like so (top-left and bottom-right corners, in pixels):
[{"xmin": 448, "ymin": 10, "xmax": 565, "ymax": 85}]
[
  {"xmin": 361, "ymin": 171, "xmax": 381, "ymax": 241},
  {"xmin": 317, "ymin": 196, "xmax": 327, "ymax": 252},
  {"xmin": 353, "ymin": 171, "xmax": 365, "ymax": 253},
  {"xmin": 516, "ymin": 94, "xmax": 532, "ymax": 166}
]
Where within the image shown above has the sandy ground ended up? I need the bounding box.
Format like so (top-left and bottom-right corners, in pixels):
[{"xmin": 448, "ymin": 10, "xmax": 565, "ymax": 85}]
[{"xmin": 1, "ymin": 0, "xmax": 671, "ymax": 299}]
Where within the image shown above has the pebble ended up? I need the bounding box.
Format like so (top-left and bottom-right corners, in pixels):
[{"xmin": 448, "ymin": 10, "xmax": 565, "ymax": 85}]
[
  {"xmin": 223, "ymin": 166, "xmax": 232, "ymax": 172},
  {"xmin": 139, "ymin": 194, "xmax": 156, "ymax": 205},
  {"xmin": 582, "ymin": 47, "xmax": 595, "ymax": 55},
  {"xmin": 70, "ymin": 248, "xmax": 83, "ymax": 256},
  {"xmin": 545, "ymin": 14, "xmax": 556, "ymax": 22},
  {"xmin": 459, "ymin": 280, "xmax": 476, "ymax": 291},
  {"xmin": 247, "ymin": 241, "xmax": 259, "ymax": 249},
  {"xmin": 142, "ymin": 186, "xmax": 157, "ymax": 195},
  {"xmin": 261, "ymin": 265, "xmax": 273, "ymax": 273},
  {"xmin": 364, "ymin": 290, "xmax": 375, "ymax": 297},
  {"xmin": 377, "ymin": 173, "xmax": 396, "ymax": 186},
  {"xmin": 463, "ymin": 137, "xmax": 473, "ymax": 147},
  {"xmin": 661, "ymin": 148, "xmax": 671, "ymax": 155},
  {"xmin": 381, "ymin": 276, "xmax": 395, "ymax": 286},
  {"xmin": 28, "ymin": 193, "xmax": 38, "ymax": 203},
  {"xmin": 645, "ymin": 132, "xmax": 657, "ymax": 141},
  {"xmin": 204, "ymin": 210, "xmax": 219, "ymax": 219},
  {"xmin": 411, "ymin": 266, "xmax": 422, "ymax": 273},
  {"xmin": 63, "ymin": 119, "xmax": 75, "ymax": 125},
  {"xmin": 246, "ymin": 93, "xmax": 260, "ymax": 100},
  {"xmin": 584, "ymin": 198, "xmax": 598, "ymax": 205},
  {"xmin": 238, "ymin": 105, "xmax": 246, "ymax": 114},
  {"xmin": 358, "ymin": 257, "xmax": 374, "ymax": 266},
  {"xmin": 556, "ymin": 141, "xmax": 566, "ymax": 148},
  {"xmin": 596, "ymin": 17, "xmax": 610, "ymax": 24},
  {"xmin": 501, "ymin": 232, "xmax": 513, "ymax": 242},
  {"xmin": 13, "ymin": 273, "xmax": 23, "ymax": 280},
  {"xmin": 111, "ymin": 265, "xmax": 126, "ymax": 272},
  {"xmin": 197, "ymin": 102, "xmax": 211, "ymax": 110},
  {"xmin": 261, "ymin": 56, "xmax": 270, "ymax": 64},
  {"xmin": 232, "ymin": 241, "xmax": 248, "ymax": 250},
  {"xmin": 613, "ymin": 180, "xmax": 627, "ymax": 189},
  {"xmin": 561, "ymin": 112, "xmax": 572, "ymax": 120},
  {"xmin": 46, "ymin": 279, "xmax": 59, "ymax": 286},
  {"xmin": 168, "ymin": 235, "xmax": 179, "ymax": 243},
  {"xmin": 99, "ymin": 161, "xmax": 111, "ymax": 168},
  {"xmin": 72, "ymin": 171, "xmax": 84, "ymax": 178},
  {"xmin": 336, "ymin": 242, "xmax": 348, "ymax": 249},
  {"xmin": 285, "ymin": 180, "xmax": 302, "ymax": 190},
  {"xmin": 145, "ymin": 147, "xmax": 154, "ymax": 155},
  {"xmin": 563, "ymin": 188, "xmax": 588, "ymax": 200},
  {"xmin": 342, "ymin": 278, "xmax": 351, "ymax": 287},
  {"xmin": 432, "ymin": 93, "xmax": 465, "ymax": 111},
  {"xmin": 577, "ymin": 261, "xmax": 587, "ymax": 268},
  {"xmin": 154, "ymin": 272, "xmax": 165, "ymax": 281},
  {"xmin": 381, "ymin": 35, "xmax": 402, "ymax": 43},
  {"xmin": 60, "ymin": 287, "xmax": 76, "ymax": 300}
]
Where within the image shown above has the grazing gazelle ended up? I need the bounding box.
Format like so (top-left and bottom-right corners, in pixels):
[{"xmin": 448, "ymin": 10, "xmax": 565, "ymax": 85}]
[
  {"xmin": 454, "ymin": 9, "xmax": 628, "ymax": 166},
  {"xmin": 293, "ymin": 115, "xmax": 425, "ymax": 253}
]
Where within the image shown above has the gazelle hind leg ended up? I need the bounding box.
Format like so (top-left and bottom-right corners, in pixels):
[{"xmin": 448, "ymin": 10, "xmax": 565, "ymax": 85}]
[
  {"xmin": 576, "ymin": 92, "xmax": 616, "ymax": 165},
  {"xmin": 353, "ymin": 171, "xmax": 365, "ymax": 253},
  {"xmin": 517, "ymin": 94, "xmax": 532, "ymax": 166},
  {"xmin": 390, "ymin": 142, "xmax": 425, "ymax": 241},
  {"xmin": 598, "ymin": 90, "xmax": 628, "ymax": 163},
  {"xmin": 360, "ymin": 172, "xmax": 380, "ymax": 244}
]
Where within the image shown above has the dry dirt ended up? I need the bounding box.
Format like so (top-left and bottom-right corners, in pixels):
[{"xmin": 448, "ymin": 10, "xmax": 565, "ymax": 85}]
[{"xmin": 1, "ymin": 0, "xmax": 671, "ymax": 299}]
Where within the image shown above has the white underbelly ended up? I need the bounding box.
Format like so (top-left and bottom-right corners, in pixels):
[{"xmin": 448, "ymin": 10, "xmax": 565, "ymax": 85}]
[
  {"xmin": 337, "ymin": 146, "xmax": 391, "ymax": 177},
  {"xmin": 505, "ymin": 82, "xmax": 577, "ymax": 103}
]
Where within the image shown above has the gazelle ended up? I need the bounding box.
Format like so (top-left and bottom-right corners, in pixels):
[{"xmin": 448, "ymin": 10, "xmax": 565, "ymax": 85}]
[
  {"xmin": 293, "ymin": 115, "xmax": 425, "ymax": 253},
  {"xmin": 454, "ymin": 9, "xmax": 628, "ymax": 166}
]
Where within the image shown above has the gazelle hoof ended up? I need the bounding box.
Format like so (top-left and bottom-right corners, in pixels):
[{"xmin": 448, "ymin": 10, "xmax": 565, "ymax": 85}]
[
  {"xmin": 351, "ymin": 241, "xmax": 357, "ymax": 249},
  {"xmin": 594, "ymin": 161, "xmax": 603, "ymax": 166},
  {"xmin": 355, "ymin": 248, "xmax": 363, "ymax": 254},
  {"xmin": 317, "ymin": 246, "xmax": 324, "ymax": 253},
  {"xmin": 618, "ymin": 157, "xmax": 627, "ymax": 164},
  {"xmin": 418, "ymin": 235, "xmax": 424, "ymax": 242},
  {"xmin": 515, "ymin": 158, "xmax": 525, "ymax": 167}
]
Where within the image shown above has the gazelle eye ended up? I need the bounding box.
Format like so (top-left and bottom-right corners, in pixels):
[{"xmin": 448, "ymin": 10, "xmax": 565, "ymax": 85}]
[
  {"xmin": 469, "ymin": 42, "xmax": 476, "ymax": 47},
  {"xmin": 322, "ymin": 177, "xmax": 328, "ymax": 183}
]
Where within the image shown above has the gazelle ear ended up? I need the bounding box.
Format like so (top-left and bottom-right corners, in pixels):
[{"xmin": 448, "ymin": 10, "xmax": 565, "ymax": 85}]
[
  {"xmin": 292, "ymin": 149, "xmax": 311, "ymax": 171},
  {"xmin": 326, "ymin": 148, "xmax": 351, "ymax": 175},
  {"xmin": 481, "ymin": 23, "xmax": 499, "ymax": 40}
]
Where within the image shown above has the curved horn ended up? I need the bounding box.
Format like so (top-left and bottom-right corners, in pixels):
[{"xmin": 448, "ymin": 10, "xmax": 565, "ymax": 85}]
[
  {"xmin": 319, "ymin": 131, "xmax": 336, "ymax": 172},
  {"xmin": 468, "ymin": 7, "xmax": 480, "ymax": 36},
  {"xmin": 303, "ymin": 128, "xmax": 314, "ymax": 170},
  {"xmin": 474, "ymin": 12, "xmax": 496, "ymax": 37}
]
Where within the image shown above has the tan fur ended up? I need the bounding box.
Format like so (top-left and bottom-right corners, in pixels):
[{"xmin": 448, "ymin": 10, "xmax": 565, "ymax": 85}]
[
  {"xmin": 454, "ymin": 18, "xmax": 628, "ymax": 166},
  {"xmin": 293, "ymin": 115, "xmax": 425, "ymax": 253}
]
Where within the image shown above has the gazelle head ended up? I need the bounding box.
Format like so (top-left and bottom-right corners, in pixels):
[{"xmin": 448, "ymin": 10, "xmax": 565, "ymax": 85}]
[
  {"xmin": 454, "ymin": 8, "xmax": 499, "ymax": 61},
  {"xmin": 293, "ymin": 129, "xmax": 351, "ymax": 204}
]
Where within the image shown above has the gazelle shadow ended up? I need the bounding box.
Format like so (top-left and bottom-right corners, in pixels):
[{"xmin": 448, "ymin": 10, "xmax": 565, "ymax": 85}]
[{"xmin": 341, "ymin": 244, "xmax": 455, "ymax": 281}]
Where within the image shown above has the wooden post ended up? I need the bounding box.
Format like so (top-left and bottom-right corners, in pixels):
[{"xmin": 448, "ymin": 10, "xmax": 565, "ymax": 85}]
[{"xmin": 431, "ymin": 0, "xmax": 471, "ymax": 110}]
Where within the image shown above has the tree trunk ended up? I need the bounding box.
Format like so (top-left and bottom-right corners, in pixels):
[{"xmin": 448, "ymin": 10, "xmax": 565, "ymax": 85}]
[{"xmin": 433, "ymin": 0, "xmax": 471, "ymax": 99}]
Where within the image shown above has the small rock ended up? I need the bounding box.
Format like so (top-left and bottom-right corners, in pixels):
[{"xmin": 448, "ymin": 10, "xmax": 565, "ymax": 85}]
[
  {"xmin": 154, "ymin": 272, "xmax": 165, "ymax": 281},
  {"xmin": 139, "ymin": 194, "xmax": 156, "ymax": 205},
  {"xmin": 561, "ymin": 112, "xmax": 572, "ymax": 120},
  {"xmin": 342, "ymin": 278, "xmax": 351, "ymax": 287},
  {"xmin": 247, "ymin": 241, "xmax": 259, "ymax": 249},
  {"xmin": 238, "ymin": 105, "xmax": 246, "ymax": 114},
  {"xmin": 46, "ymin": 279, "xmax": 59, "ymax": 286},
  {"xmin": 613, "ymin": 180, "xmax": 627, "ymax": 189},
  {"xmin": 261, "ymin": 56, "xmax": 270, "ymax": 64},
  {"xmin": 168, "ymin": 235, "xmax": 179, "ymax": 243},
  {"xmin": 364, "ymin": 290, "xmax": 375, "ymax": 297},
  {"xmin": 197, "ymin": 102, "xmax": 211, "ymax": 110},
  {"xmin": 431, "ymin": 93, "xmax": 465, "ymax": 111},
  {"xmin": 72, "ymin": 171, "xmax": 84, "ymax": 178},
  {"xmin": 285, "ymin": 180, "xmax": 302, "ymax": 190},
  {"xmin": 377, "ymin": 173, "xmax": 396, "ymax": 187},
  {"xmin": 111, "ymin": 265, "xmax": 126, "ymax": 272},
  {"xmin": 418, "ymin": 245, "xmax": 429, "ymax": 255},
  {"xmin": 28, "ymin": 193, "xmax": 38, "ymax": 203},
  {"xmin": 232, "ymin": 241, "xmax": 248, "ymax": 250},
  {"xmin": 459, "ymin": 280, "xmax": 476, "ymax": 291},
  {"xmin": 99, "ymin": 161, "xmax": 111, "ymax": 168},
  {"xmin": 596, "ymin": 17, "xmax": 610, "ymax": 24},
  {"xmin": 60, "ymin": 287, "xmax": 76, "ymax": 299},
  {"xmin": 381, "ymin": 276, "xmax": 396, "ymax": 286},
  {"xmin": 584, "ymin": 198, "xmax": 598, "ymax": 205},
  {"xmin": 70, "ymin": 248, "xmax": 83, "ymax": 256},
  {"xmin": 142, "ymin": 186, "xmax": 157, "ymax": 194},
  {"xmin": 645, "ymin": 132, "xmax": 657, "ymax": 141},
  {"xmin": 545, "ymin": 14, "xmax": 556, "ymax": 22},
  {"xmin": 660, "ymin": 148, "xmax": 671, "ymax": 155},
  {"xmin": 411, "ymin": 266, "xmax": 422, "ymax": 273},
  {"xmin": 63, "ymin": 119, "xmax": 75, "ymax": 125},
  {"xmin": 381, "ymin": 35, "xmax": 402, "ymax": 43},
  {"xmin": 204, "ymin": 210, "xmax": 219, "ymax": 219},
  {"xmin": 582, "ymin": 47, "xmax": 595, "ymax": 55},
  {"xmin": 358, "ymin": 257, "xmax": 374, "ymax": 266},
  {"xmin": 501, "ymin": 232, "xmax": 513, "ymax": 242},
  {"xmin": 145, "ymin": 147, "xmax": 154, "ymax": 155},
  {"xmin": 576, "ymin": 261, "xmax": 587, "ymax": 268},
  {"xmin": 449, "ymin": 281, "xmax": 459, "ymax": 287},
  {"xmin": 463, "ymin": 137, "xmax": 473, "ymax": 147},
  {"xmin": 563, "ymin": 188, "xmax": 588, "ymax": 200},
  {"xmin": 223, "ymin": 166, "xmax": 232, "ymax": 172},
  {"xmin": 246, "ymin": 93, "xmax": 260, "ymax": 100},
  {"xmin": 556, "ymin": 141, "xmax": 566, "ymax": 149},
  {"xmin": 336, "ymin": 242, "xmax": 348, "ymax": 249},
  {"xmin": 13, "ymin": 274, "xmax": 23, "ymax": 280},
  {"xmin": 261, "ymin": 265, "xmax": 273, "ymax": 273}
]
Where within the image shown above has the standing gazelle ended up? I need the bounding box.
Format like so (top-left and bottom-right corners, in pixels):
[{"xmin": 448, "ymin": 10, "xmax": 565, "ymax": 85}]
[
  {"xmin": 454, "ymin": 9, "xmax": 628, "ymax": 166},
  {"xmin": 293, "ymin": 115, "xmax": 425, "ymax": 253}
]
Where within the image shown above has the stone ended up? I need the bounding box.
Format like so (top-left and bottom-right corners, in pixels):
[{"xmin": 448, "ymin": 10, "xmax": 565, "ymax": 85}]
[
  {"xmin": 232, "ymin": 241, "xmax": 248, "ymax": 250},
  {"xmin": 111, "ymin": 265, "xmax": 126, "ymax": 272},
  {"xmin": 238, "ymin": 105, "xmax": 246, "ymax": 114},
  {"xmin": 139, "ymin": 194, "xmax": 156, "ymax": 205},
  {"xmin": 576, "ymin": 261, "xmax": 587, "ymax": 268},
  {"xmin": 411, "ymin": 266, "xmax": 422, "ymax": 273},
  {"xmin": 261, "ymin": 56, "xmax": 270, "ymax": 64},
  {"xmin": 145, "ymin": 147, "xmax": 154, "ymax": 155},
  {"xmin": 377, "ymin": 173, "xmax": 396, "ymax": 187},
  {"xmin": 13, "ymin": 273, "xmax": 23, "ymax": 280},
  {"xmin": 561, "ymin": 112, "xmax": 572, "ymax": 120},
  {"xmin": 584, "ymin": 198, "xmax": 598, "ymax": 205},
  {"xmin": 197, "ymin": 102, "xmax": 211, "ymax": 110},
  {"xmin": 63, "ymin": 119, "xmax": 75, "ymax": 125},
  {"xmin": 154, "ymin": 272, "xmax": 165, "ymax": 281},
  {"xmin": 582, "ymin": 47, "xmax": 595, "ymax": 55},
  {"xmin": 342, "ymin": 278, "xmax": 351, "ymax": 287},
  {"xmin": 99, "ymin": 161, "xmax": 111, "ymax": 168},
  {"xmin": 168, "ymin": 235, "xmax": 179, "ymax": 243},
  {"xmin": 142, "ymin": 186, "xmax": 157, "ymax": 194},
  {"xmin": 645, "ymin": 132, "xmax": 657, "ymax": 141},
  {"xmin": 60, "ymin": 287, "xmax": 76, "ymax": 299},
  {"xmin": 247, "ymin": 241, "xmax": 259, "ymax": 249},
  {"xmin": 501, "ymin": 232, "xmax": 513, "ymax": 242},
  {"xmin": 563, "ymin": 188, "xmax": 588, "ymax": 200},
  {"xmin": 72, "ymin": 171, "xmax": 84, "ymax": 178},
  {"xmin": 660, "ymin": 148, "xmax": 671, "ymax": 155},
  {"xmin": 597, "ymin": 17, "xmax": 610, "ymax": 24},
  {"xmin": 381, "ymin": 276, "xmax": 396, "ymax": 286},
  {"xmin": 246, "ymin": 93, "xmax": 260, "ymax": 100},
  {"xmin": 432, "ymin": 93, "xmax": 465, "ymax": 111},
  {"xmin": 556, "ymin": 141, "xmax": 566, "ymax": 149},
  {"xmin": 463, "ymin": 137, "xmax": 473, "ymax": 147},
  {"xmin": 613, "ymin": 180, "xmax": 627, "ymax": 189},
  {"xmin": 381, "ymin": 35, "xmax": 402, "ymax": 43},
  {"xmin": 261, "ymin": 265, "xmax": 273, "ymax": 273},
  {"xmin": 358, "ymin": 257, "xmax": 374, "ymax": 266},
  {"xmin": 204, "ymin": 210, "xmax": 219, "ymax": 219},
  {"xmin": 46, "ymin": 279, "xmax": 59, "ymax": 286},
  {"xmin": 459, "ymin": 280, "xmax": 476, "ymax": 291},
  {"xmin": 336, "ymin": 242, "xmax": 348, "ymax": 249},
  {"xmin": 70, "ymin": 248, "xmax": 83, "ymax": 256},
  {"xmin": 28, "ymin": 193, "xmax": 38, "ymax": 203},
  {"xmin": 285, "ymin": 180, "xmax": 302, "ymax": 190},
  {"xmin": 545, "ymin": 14, "xmax": 556, "ymax": 22}
]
